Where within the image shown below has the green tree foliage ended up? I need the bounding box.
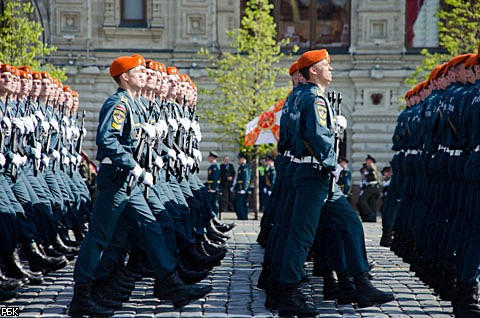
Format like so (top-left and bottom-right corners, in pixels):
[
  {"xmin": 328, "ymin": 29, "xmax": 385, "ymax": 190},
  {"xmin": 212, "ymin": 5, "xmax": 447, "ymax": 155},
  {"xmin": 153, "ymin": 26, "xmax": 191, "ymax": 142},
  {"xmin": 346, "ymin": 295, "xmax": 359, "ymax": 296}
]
[
  {"xmin": 0, "ymin": 0, "xmax": 66, "ymax": 80},
  {"xmin": 199, "ymin": 0, "xmax": 294, "ymax": 153},
  {"xmin": 406, "ymin": 0, "xmax": 480, "ymax": 86}
]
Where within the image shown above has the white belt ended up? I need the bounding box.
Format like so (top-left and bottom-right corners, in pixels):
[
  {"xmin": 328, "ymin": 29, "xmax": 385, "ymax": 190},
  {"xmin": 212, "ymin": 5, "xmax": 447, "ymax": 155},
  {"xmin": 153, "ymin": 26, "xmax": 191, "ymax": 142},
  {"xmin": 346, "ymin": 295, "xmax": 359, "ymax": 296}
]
[
  {"xmin": 101, "ymin": 157, "xmax": 112, "ymax": 164},
  {"xmin": 410, "ymin": 150, "xmax": 418, "ymax": 155},
  {"xmin": 284, "ymin": 151, "xmax": 293, "ymax": 158},
  {"xmin": 300, "ymin": 156, "xmax": 320, "ymax": 164},
  {"xmin": 367, "ymin": 181, "xmax": 379, "ymax": 185},
  {"xmin": 451, "ymin": 150, "xmax": 462, "ymax": 156},
  {"xmin": 292, "ymin": 158, "xmax": 300, "ymax": 163}
]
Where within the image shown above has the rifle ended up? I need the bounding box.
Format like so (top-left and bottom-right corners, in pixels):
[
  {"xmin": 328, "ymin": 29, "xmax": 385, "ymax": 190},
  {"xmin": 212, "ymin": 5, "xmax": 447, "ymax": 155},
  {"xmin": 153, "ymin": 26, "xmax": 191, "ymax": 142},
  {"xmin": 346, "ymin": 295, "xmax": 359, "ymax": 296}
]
[
  {"xmin": 126, "ymin": 129, "xmax": 146, "ymax": 196},
  {"xmin": 76, "ymin": 110, "xmax": 86, "ymax": 154},
  {"xmin": 328, "ymin": 92, "xmax": 343, "ymax": 200},
  {"xmin": 143, "ymin": 101, "xmax": 156, "ymax": 198},
  {"xmin": 52, "ymin": 103, "xmax": 65, "ymax": 173},
  {"xmin": 165, "ymin": 102, "xmax": 176, "ymax": 182}
]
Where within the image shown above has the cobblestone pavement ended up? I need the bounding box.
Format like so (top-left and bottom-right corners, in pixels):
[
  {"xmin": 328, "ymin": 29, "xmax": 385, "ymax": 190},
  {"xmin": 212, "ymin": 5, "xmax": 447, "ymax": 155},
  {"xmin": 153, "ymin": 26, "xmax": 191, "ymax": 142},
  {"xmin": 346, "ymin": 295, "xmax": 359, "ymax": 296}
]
[{"xmin": 2, "ymin": 214, "xmax": 454, "ymax": 317}]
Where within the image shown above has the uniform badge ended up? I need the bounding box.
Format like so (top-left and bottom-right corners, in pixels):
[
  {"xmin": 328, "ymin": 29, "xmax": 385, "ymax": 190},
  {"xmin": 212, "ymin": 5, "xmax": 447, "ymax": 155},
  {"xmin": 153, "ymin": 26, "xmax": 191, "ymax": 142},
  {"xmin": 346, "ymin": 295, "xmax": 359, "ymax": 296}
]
[
  {"xmin": 112, "ymin": 105, "xmax": 126, "ymax": 130},
  {"xmin": 315, "ymin": 98, "xmax": 327, "ymax": 127}
]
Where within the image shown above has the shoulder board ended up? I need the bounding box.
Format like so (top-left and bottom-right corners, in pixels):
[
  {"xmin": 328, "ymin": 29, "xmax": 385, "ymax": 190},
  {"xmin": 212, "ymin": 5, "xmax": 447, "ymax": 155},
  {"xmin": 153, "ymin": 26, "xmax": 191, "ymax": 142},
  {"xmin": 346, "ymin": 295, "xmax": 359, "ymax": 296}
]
[{"xmin": 121, "ymin": 96, "xmax": 128, "ymax": 103}]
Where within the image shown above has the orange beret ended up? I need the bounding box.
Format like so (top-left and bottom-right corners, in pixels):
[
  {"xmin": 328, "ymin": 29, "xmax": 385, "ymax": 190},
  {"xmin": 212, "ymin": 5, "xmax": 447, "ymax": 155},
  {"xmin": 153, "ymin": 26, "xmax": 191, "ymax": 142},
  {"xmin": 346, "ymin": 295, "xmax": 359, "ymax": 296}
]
[
  {"xmin": 428, "ymin": 63, "xmax": 445, "ymax": 81},
  {"xmin": 404, "ymin": 90, "xmax": 412, "ymax": 99},
  {"xmin": 32, "ymin": 71, "xmax": 41, "ymax": 80},
  {"xmin": 1, "ymin": 64, "xmax": 13, "ymax": 73},
  {"xmin": 447, "ymin": 54, "xmax": 472, "ymax": 69},
  {"xmin": 110, "ymin": 55, "xmax": 146, "ymax": 77},
  {"xmin": 12, "ymin": 67, "xmax": 20, "ymax": 77},
  {"xmin": 297, "ymin": 49, "xmax": 330, "ymax": 70},
  {"xmin": 40, "ymin": 72, "xmax": 51, "ymax": 80},
  {"xmin": 157, "ymin": 63, "xmax": 166, "ymax": 73},
  {"xmin": 18, "ymin": 66, "xmax": 32, "ymax": 74},
  {"xmin": 63, "ymin": 86, "xmax": 72, "ymax": 93},
  {"xmin": 179, "ymin": 74, "xmax": 190, "ymax": 82},
  {"xmin": 166, "ymin": 66, "xmax": 178, "ymax": 75},
  {"xmin": 18, "ymin": 70, "xmax": 30, "ymax": 79},
  {"xmin": 72, "ymin": 90, "xmax": 79, "ymax": 97},
  {"xmin": 465, "ymin": 54, "xmax": 480, "ymax": 68},
  {"xmin": 289, "ymin": 61, "xmax": 298, "ymax": 76},
  {"xmin": 146, "ymin": 60, "xmax": 158, "ymax": 71}
]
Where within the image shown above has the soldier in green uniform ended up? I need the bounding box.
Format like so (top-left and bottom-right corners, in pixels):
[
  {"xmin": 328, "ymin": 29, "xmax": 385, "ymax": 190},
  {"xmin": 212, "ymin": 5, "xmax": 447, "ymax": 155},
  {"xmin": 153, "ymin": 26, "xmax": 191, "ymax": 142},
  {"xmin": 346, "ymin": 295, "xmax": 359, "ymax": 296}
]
[
  {"xmin": 233, "ymin": 152, "xmax": 250, "ymax": 220},
  {"xmin": 206, "ymin": 151, "xmax": 220, "ymax": 217},
  {"xmin": 336, "ymin": 156, "xmax": 351, "ymax": 199},
  {"xmin": 357, "ymin": 154, "xmax": 381, "ymax": 222}
]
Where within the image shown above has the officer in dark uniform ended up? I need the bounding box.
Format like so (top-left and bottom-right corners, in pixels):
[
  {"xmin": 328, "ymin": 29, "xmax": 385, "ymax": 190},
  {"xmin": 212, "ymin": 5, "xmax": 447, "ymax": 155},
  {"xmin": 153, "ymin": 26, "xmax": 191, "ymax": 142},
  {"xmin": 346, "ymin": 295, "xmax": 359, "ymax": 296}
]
[
  {"xmin": 69, "ymin": 55, "xmax": 211, "ymax": 317},
  {"xmin": 220, "ymin": 156, "xmax": 235, "ymax": 212},
  {"xmin": 357, "ymin": 154, "xmax": 380, "ymax": 222},
  {"xmin": 233, "ymin": 152, "xmax": 250, "ymax": 220},
  {"xmin": 206, "ymin": 151, "xmax": 220, "ymax": 217},
  {"xmin": 277, "ymin": 50, "xmax": 394, "ymax": 317},
  {"xmin": 336, "ymin": 155, "xmax": 351, "ymax": 199}
]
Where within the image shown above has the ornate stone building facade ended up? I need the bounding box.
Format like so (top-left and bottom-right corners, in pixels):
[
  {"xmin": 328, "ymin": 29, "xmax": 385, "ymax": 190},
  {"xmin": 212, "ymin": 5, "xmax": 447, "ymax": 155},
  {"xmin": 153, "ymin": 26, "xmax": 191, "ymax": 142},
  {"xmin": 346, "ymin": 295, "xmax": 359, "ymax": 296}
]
[{"xmin": 29, "ymin": 0, "xmax": 439, "ymax": 180}]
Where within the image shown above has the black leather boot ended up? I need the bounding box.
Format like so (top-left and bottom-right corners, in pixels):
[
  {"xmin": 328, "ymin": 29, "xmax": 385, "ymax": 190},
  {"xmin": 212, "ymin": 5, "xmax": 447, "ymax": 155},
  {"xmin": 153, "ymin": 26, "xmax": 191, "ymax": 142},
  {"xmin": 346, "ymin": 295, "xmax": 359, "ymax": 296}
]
[
  {"xmin": 380, "ymin": 228, "xmax": 393, "ymax": 247},
  {"xmin": 181, "ymin": 245, "xmax": 225, "ymax": 271},
  {"xmin": 207, "ymin": 219, "xmax": 231, "ymax": 240},
  {"xmin": 177, "ymin": 263, "xmax": 210, "ymax": 285},
  {"xmin": 156, "ymin": 271, "xmax": 212, "ymax": 309},
  {"xmin": 0, "ymin": 268, "xmax": 24, "ymax": 291},
  {"xmin": 278, "ymin": 284, "xmax": 319, "ymax": 317},
  {"xmin": 212, "ymin": 217, "xmax": 236, "ymax": 232},
  {"xmin": 337, "ymin": 271, "xmax": 357, "ymax": 304},
  {"xmin": 60, "ymin": 231, "xmax": 82, "ymax": 247},
  {"xmin": 44, "ymin": 244, "xmax": 75, "ymax": 261},
  {"xmin": 354, "ymin": 272, "xmax": 394, "ymax": 308},
  {"xmin": 264, "ymin": 279, "xmax": 280, "ymax": 310},
  {"xmin": 322, "ymin": 270, "xmax": 339, "ymax": 301},
  {"xmin": 68, "ymin": 282, "xmax": 114, "ymax": 317},
  {"xmin": 0, "ymin": 286, "xmax": 16, "ymax": 301},
  {"xmin": 90, "ymin": 281, "xmax": 123, "ymax": 309},
  {"xmin": 23, "ymin": 241, "xmax": 68, "ymax": 274},
  {"xmin": 201, "ymin": 240, "xmax": 227, "ymax": 256},
  {"xmin": 53, "ymin": 234, "xmax": 79, "ymax": 255},
  {"xmin": 453, "ymin": 283, "xmax": 480, "ymax": 318},
  {"xmin": 2, "ymin": 249, "xmax": 44, "ymax": 285},
  {"xmin": 257, "ymin": 262, "xmax": 271, "ymax": 290}
]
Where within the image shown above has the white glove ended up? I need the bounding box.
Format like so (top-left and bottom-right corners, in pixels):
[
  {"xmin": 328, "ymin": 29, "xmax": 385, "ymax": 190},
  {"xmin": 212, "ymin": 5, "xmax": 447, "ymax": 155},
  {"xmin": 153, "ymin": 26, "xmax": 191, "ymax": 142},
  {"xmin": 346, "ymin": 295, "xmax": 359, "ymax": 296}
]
[
  {"xmin": 192, "ymin": 149, "xmax": 202, "ymax": 162},
  {"xmin": 66, "ymin": 127, "xmax": 73, "ymax": 140},
  {"xmin": 82, "ymin": 128, "xmax": 87, "ymax": 136},
  {"xmin": 41, "ymin": 121, "xmax": 50, "ymax": 134},
  {"xmin": 70, "ymin": 155, "xmax": 77, "ymax": 166},
  {"xmin": 61, "ymin": 116, "xmax": 69, "ymax": 127},
  {"xmin": 154, "ymin": 156, "xmax": 164, "ymax": 168},
  {"xmin": 130, "ymin": 164, "xmax": 143, "ymax": 179},
  {"xmin": 29, "ymin": 114, "xmax": 38, "ymax": 127},
  {"xmin": 77, "ymin": 154, "xmax": 83, "ymax": 164},
  {"xmin": 179, "ymin": 118, "xmax": 190, "ymax": 131},
  {"xmin": 11, "ymin": 119, "xmax": 25, "ymax": 134},
  {"xmin": 177, "ymin": 152, "xmax": 188, "ymax": 166},
  {"xmin": 49, "ymin": 119, "xmax": 59, "ymax": 133},
  {"xmin": 263, "ymin": 188, "xmax": 267, "ymax": 194},
  {"xmin": 33, "ymin": 146, "xmax": 42, "ymax": 159},
  {"xmin": 186, "ymin": 157, "xmax": 194, "ymax": 169},
  {"xmin": 230, "ymin": 186, "xmax": 234, "ymax": 192},
  {"xmin": 239, "ymin": 190, "xmax": 246, "ymax": 194},
  {"xmin": 52, "ymin": 150, "xmax": 60, "ymax": 161},
  {"xmin": 195, "ymin": 130, "xmax": 202, "ymax": 142},
  {"xmin": 155, "ymin": 120, "xmax": 168, "ymax": 139},
  {"xmin": 63, "ymin": 155, "xmax": 70, "ymax": 166},
  {"xmin": 167, "ymin": 118, "xmax": 178, "ymax": 132},
  {"xmin": 143, "ymin": 172, "xmax": 153, "ymax": 186},
  {"xmin": 41, "ymin": 155, "xmax": 50, "ymax": 167},
  {"xmin": 141, "ymin": 123, "xmax": 156, "ymax": 142},
  {"xmin": 12, "ymin": 154, "xmax": 23, "ymax": 167},
  {"xmin": 167, "ymin": 148, "xmax": 177, "ymax": 160},
  {"xmin": 20, "ymin": 155, "xmax": 28, "ymax": 166},
  {"xmin": 34, "ymin": 110, "xmax": 44, "ymax": 122},
  {"xmin": 336, "ymin": 115, "xmax": 347, "ymax": 133},
  {"xmin": 332, "ymin": 164, "xmax": 343, "ymax": 183},
  {"xmin": 61, "ymin": 147, "xmax": 68, "ymax": 156},
  {"xmin": 21, "ymin": 117, "xmax": 33, "ymax": 134},
  {"xmin": 0, "ymin": 153, "xmax": 5, "ymax": 167}
]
